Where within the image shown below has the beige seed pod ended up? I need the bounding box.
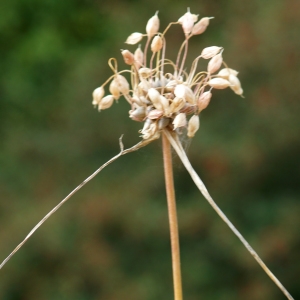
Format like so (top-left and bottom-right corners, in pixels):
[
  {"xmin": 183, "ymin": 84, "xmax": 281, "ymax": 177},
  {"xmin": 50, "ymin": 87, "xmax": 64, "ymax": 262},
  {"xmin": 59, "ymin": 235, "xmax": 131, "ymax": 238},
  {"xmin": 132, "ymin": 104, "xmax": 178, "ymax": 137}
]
[
  {"xmin": 129, "ymin": 106, "xmax": 146, "ymax": 121},
  {"xmin": 172, "ymin": 113, "xmax": 187, "ymax": 130},
  {"xmin": 178, "ymin": 11, "xmax": 198, "ymax": 35},
  {"xmin": 207, "ymin": 52, "xmax": 223, "ymax": 74},
  {"xmin": 208, "ymin": 78, "xmax": 231, "ymax": 89},
  {"xmin": 147, "ymin": 109, "xmax": 164, "ymax": 119},
  {"xmin": 121, "ymin": 49, "xmax": 135, "ymax": 65},
  {"xmin": 160, "ymin": 95, "xmax": 170, "ymax": 113},
  {"xmin": 148, "ymin": 88, "xmax": 163, "ymax": 111},
  {"xmin": 197, "ymin": 91, "xmax": 212, "ymax": 112},
  {"xmin": 109, "ymin": 75, "xmax": 130, "ymax": 99},
  {"xmin": 125, "ymin": 32, "xmax": 143, "ymax": 45},
  {"xmin": 151, "ymin": 35, "xmax": 163, "ymax": 53},
  {"xmin": 228, "ymin": 74, "xmax": 243, "ymax": 95},
  {"xmin": 138, "ymin": 67, "xmax": 152, "ymax": 79},
  {"xmin": 201, "ymin": 46, "xmax": 222, "ymax": 59},
  {"xmin": 169, "ymin": 97, "xmax": 186, "ymax": 114},
  {"xmin": 134, "ymin": 47, "xmax": 144, "ymax": 69},
  {"xmin": 98, "ymin": 95, "xmax": 114, "ymax": 111},
  {"xmin": 191, "ymin": 17, "xmax": 213, "ymax": 35},
  {"xmin": 146, "ymin": 11, "xmax": 160, "ymax": 38},
  {"xmin": 174, "ymin": 84, "xmax": 195, "ymax": 104},
  {"xmin": 187, "ymin": 115, "xmax": 200, "ymax": 138},
  {"xmin": 217, "ymin": 68, "xmax": 239, "ymax": 79},
  {"xmin": 92, "ymin": 86, "xmax": 105, "ymax": 106},
  {"xmin": 109, "ymin": 78, "xmax": 120, "ymax": 100}
]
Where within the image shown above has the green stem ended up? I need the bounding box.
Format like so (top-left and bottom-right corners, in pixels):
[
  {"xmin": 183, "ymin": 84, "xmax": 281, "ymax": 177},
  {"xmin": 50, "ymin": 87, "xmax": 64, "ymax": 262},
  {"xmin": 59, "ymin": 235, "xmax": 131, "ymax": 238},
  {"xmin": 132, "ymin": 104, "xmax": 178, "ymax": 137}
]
[{"xmin": 162, "ymin": 132, "xmax": 183, "ymax": 300}]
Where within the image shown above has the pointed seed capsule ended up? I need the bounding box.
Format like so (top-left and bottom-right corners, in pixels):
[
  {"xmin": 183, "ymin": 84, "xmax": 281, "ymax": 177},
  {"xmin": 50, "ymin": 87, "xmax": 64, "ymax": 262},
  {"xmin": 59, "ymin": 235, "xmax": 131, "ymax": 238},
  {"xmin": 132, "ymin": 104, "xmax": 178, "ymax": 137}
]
[
  {"xmin": 187, "ymin": 115, "xmax": 200, "ymax": 138},
  {"xmin": 197, "ymin": 91, "xmax": 212, "ymax": 111},
  {"xmin": 174, "ymin": 84, "xmax": 195, "ymax": 104},
  {"xmin": 98, "ymin": 95, "xmax": 114, "ymax": 111},
  {"xmin": 217, "ymin": 68, "xmax": 239, "ymax": 79},
  {"xmin": 201, "ymin": 46, "xmax": 222, "ymax": 59},
  {"xmin": 125, "ymin": 32, "xmax": 143, "ymax": 45},
  {"xmin": 228, "ymin": 74, "xmax": 243, "ymax": 95},
  {"xmin": 151, "ymin": 35, "xmax": 163, "ymax": 52},
  {"xmin": 92, "ymin": 87, "xmax": 105, "ymax": 106},
  {"xmin": 121, "ymin": 50, "xmax": 135, "ymax": 65},
  {"xmin": 191, "ymin": 17, "xmax": 213, "ymax": 35},
  {"xmin": 207, "ymin": 52, "xmax": 223, "ymax": 74},
  {"xmin": 146, "ymin": 11, "xmax": 160, "ymax": 38},
  {"xmin": 178, "ymin": 10, "xmax": 198, "ymax": 35},
  {"xmin": 134, "ymin": 47, "xmax": 144, "ymax": 69},
  {"xmin": 172, "ymin": 113, "xmax": 187, "ymax": 130},
  {"xmin": 208, "ymin": 78, "xmax": 231, "ymax": 89}
]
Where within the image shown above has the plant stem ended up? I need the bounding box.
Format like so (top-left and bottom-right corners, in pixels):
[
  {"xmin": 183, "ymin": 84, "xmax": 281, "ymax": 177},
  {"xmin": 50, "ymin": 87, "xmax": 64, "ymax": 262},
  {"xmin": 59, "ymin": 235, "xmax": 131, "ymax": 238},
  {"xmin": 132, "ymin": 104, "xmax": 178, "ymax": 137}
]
[{"xmin": 162, "ymin": 132, "xmax": 183, "ymax": 300}]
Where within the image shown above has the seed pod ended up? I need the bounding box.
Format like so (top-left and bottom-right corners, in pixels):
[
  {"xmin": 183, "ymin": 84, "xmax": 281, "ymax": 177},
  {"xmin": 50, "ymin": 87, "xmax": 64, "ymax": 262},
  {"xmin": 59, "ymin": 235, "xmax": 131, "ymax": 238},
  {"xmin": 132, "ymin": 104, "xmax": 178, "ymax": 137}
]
[
  {"xmin": 201, "ymin": 46, "xmax": 222, "ymax": 59},
  {"xmin": 134, "ymin": 47, "xmax": 144, "ymax": 69},
  {"xmin": 138, "ymin": 67, "xmax": 152, "ymax": 79},
  {"xmin": 147, "ymin": 109, "xmax": 164, "ymax": 119},
  {"xmin": 160, "ymin": 95, "xmax": 170, "ymax": 113},
  {"xmin": 228, "ymin": 74, "xmax": 243, "ymax": 95},
  {"xmin": 148, "ymin": 88, "xmax": 163, "ymax": 111},
  {"xmin": 125, "ymin": 32, "xmax": 143, "ymax": 45},
  {"xmin": 208, "ymin": 78, "xmax": 231, "ymax": 89},
  {"xmin": 109, "ymin": 79, "xmax": 120, "ymax": 100},
  {"xmin": 217, "ymin": 68, "xmax": 239, "ymax": 79},
  {"xmin": 129, "ymin": 106, "xmax": 146, "ymax": 121},
  {"xmin": 191, "ymin": 17, "xmax": 213, "ymax": 35},
  {"xmin": 169, "ymin": 97, "xmax": 185, "ymax": 114},
  {"xmin": 197, "ymin": 91, "xmax": 212, "ymax": 111},
  {"xmin": 172, "ymin": 113, "xmax": 187, "ymax": 130},
  {"xmin": 98, "ymin": 95, "xmax": 114, "ymax": 111},
  {"xmin": 187, "ymin": 115, "xmax": 200, "ymax": 138},
  {"xmin": 146, "ymin": 11, "xmax": 160, "ymax": 38},
  {"xmin": 121, "ymin": 49, "xmax": 135, "ymax": 65},
  {"xmin": 174, "ymin": 84, "xmax": 195, "ymax": 104},
  {"xmin": 178, "ymin": 11, "xmax": 198, "ymax": 35},
  {"xmin": 92, "ymin": 87, "xmax": 105, "ymax": 106},
  {"xmin": 109, "ymin": 75, "xmax": 130, "ymax": 99},
  {"xmin": 207, "ymin": 52, "xmax": 223, "ymax": 74},
  {"xmin": 151, "ymin": 35, "xmax": 163, "ymax": 52}
]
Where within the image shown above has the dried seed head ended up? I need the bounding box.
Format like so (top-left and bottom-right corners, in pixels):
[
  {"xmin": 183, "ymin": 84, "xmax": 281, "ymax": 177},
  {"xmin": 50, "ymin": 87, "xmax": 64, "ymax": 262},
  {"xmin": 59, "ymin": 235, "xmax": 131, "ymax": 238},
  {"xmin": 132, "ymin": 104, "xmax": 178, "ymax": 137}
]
[
  {"xmin": 207, "ymin": 52, "xmax": 223, "ymax": 74},
  {"xmin": 121, "ymin": 49, "xmax": 135, "ymax": 65},
  {"xmin": 201, "ymin": 46, "xmax": 222, "ymax": 59},
  {"xmin": 92, "ymin": 87, "xmax": 105, "ymax": 106},
  {"xmin": 98, "ymin": 95, "xmax": 114, "ymax": 111},
  {"xmin": 197, "ymin": 91, "xmax": 212, "ymax": 111},
  {"xmin": 208, "ymin": 78, "xmax": 231, "ymax": 89},
  {"xmin": 191, "ymin": 17, "xmax": 213, "ymax": 35},
  {"xmin": 187, "ymin": 115, "xmax": 200, "ymax": 137},
  {"xmin": 125, "ymin": 32, "xmax": 143, "ymax": 45},
  {"xmin": 134, "ymin": 47, "xmax": 144, "ymax": 69},
  {"xmin": 146, "ymin": 11, "xmax": 160, "ymax": 38},
  {"xmin": 151, "ymin": 35, "xmax": 163, "ymax": 53},
  {"xmin": 173, "ymin": 113, "xmax": 187, "ymax": 130},
  {"xmin": 178, "ymin": 10, "xmax": 198, "ymax": 35},
  {"xmin": 217, "ymin": 68, "xmax": 239, "ymax": 78}
]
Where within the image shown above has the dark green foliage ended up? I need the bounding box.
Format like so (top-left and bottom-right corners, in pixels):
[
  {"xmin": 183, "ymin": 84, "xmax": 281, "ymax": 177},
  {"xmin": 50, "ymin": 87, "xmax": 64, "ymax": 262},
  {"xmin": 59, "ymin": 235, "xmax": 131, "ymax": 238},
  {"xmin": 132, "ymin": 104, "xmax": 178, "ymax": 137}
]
[{"xmin": 0, "ymin": 0, "xmax": 299, "ymax": 299}]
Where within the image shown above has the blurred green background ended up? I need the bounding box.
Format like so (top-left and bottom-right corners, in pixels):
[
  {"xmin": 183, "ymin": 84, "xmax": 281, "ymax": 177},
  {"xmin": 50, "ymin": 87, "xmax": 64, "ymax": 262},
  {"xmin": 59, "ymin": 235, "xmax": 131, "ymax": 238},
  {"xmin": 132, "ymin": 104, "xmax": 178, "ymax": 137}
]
[{"xmin": 1, "ymin": 0, "xmax": 299, "ymax": 299}]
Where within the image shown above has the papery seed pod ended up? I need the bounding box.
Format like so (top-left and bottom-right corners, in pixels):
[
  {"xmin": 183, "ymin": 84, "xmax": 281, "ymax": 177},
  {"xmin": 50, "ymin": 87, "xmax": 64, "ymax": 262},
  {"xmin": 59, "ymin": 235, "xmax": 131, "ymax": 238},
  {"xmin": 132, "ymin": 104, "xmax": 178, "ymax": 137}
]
[
  {"xmin": 197, "ymin": 91, "xmax": 212, "ymax": 112},
  {"xmin": 109, "ymin": 79, "xmax": 120, "ymax": 100},
  {"xmin": 174, "ymin": 84, "xmax": 195, "ymax": 104},
  {"xmin": 146, "ymin": 11, "xmax": 160, "ymax": 38},
  {"xmin": 178, "ymin": 11, "xmax": 198, "ymax": 35},
  {"xmin": 110, "ymin": 75, "xmax": 130, "ymax": 99},
  {"xmin": 129, "ymin": 106, "xmax": 146, "ymax": 121},
  {"xmin": 172, "ymin": 113, "xmax": 187, "ymax": 130},
  {"xmin": 160, "ymin": 95, "xmax": 170, "ymax": 113},
  {"xmin": 151, "ymin": 35, "xmax": 163, "ymax": 52},
  {"xmin": 191, "ymin": 17, "xmax": 213, "ymax": 35},
  {"xmin": 169, "ymin": 97, "xmax": 186, "ymax": 114},
  {"xmin": 138, "ymin": 79, "xmax": 151, "ymax": 93},
  {"xmin": 228, "ymin": 74, "xmax": 243, "ymax": 95},
  {"xmin": 217, "ymin": 68, "xmax": 239, "ymax": 79},
  {"xmin": 148, "ymin": 88, "xmax": 163, "ymax": 110},
  {"xmin": 134, "ymin": 47, "xmax": 144, "ymax": 69},
  {"xmin": 208, "ymin": 78, "xmax": 231, "ymax": 89},
  {"xmin": 121, "ymin": 49, "xmax": 135, "ymax": 65},
  {"xmin": 207, "ymin": 52, "xmax": 223, "ymax": 74},
  {"xmin": 158, "ymin": 117, "xmax": 170, "ymax": 130},
  {"xmin": 187, "ymin": 115, "xmax": 200, "ymax": 138},
  {"xmin": 92, "ymin": 87, "xmax": 105, "ymax": 106},
  {"xmin": 201, "ymin": 46, "xmax": 222, "ymax": 59},
  {"xmin": 138, "ymin": 67, "xmax": 152, "ymax": 78},
  {"xmin": 147, "ymin": 109, "xmax": 164, "ymax": 119},
  {"xmin": 98, "ymin": 95, "xmax": 114, "ymax": 111},
  {"xmin": 125, "ymin": 32, "xmax": 143, "ymax": 44}
]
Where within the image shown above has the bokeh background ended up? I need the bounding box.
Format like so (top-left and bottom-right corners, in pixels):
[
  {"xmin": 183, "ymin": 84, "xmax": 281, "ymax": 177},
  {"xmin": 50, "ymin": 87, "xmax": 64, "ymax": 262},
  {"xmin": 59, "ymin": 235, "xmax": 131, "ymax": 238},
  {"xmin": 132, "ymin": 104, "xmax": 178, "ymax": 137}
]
[{"xmin": 1, "ymin": 0, "xmax": 299, "ymax": 299}]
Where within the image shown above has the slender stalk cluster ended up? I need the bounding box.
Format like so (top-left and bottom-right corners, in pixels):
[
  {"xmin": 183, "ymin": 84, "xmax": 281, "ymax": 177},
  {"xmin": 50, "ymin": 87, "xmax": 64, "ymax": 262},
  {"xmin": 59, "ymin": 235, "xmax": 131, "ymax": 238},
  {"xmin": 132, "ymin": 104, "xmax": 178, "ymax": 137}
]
[{"xmin": 92, "ymin": 9, "xmax": 243, "ymax": 140}]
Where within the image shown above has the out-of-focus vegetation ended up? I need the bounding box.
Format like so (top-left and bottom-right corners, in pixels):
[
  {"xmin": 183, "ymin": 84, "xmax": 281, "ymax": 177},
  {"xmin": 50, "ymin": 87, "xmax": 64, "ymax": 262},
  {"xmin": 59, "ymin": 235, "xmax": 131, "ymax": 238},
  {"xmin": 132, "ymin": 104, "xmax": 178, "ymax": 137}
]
[{"xmin": 1, "ymin": 0, "xmax": 299, "ymax": 299}]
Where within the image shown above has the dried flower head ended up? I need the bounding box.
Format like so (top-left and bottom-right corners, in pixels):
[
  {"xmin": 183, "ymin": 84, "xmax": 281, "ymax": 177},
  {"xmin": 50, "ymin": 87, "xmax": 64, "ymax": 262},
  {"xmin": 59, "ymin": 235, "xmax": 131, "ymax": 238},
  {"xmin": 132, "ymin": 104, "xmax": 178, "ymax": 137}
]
[{"xmin": 92, "ymin": 10, "xmax": 243, "ymax": 140}]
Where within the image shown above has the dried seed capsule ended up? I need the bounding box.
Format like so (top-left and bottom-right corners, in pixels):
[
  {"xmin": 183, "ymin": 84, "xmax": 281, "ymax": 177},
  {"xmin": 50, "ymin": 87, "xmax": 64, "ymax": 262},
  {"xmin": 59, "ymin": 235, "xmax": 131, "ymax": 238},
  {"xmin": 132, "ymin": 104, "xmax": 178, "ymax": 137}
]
[
  {"xmin": 191, "ymin": 17, "xmax": 213, "ymax": 35},
  {"xmin": 121, "ymin": 49, "xmax": 135, "ymax": 65},
  {"xmin": 147, "ymin": 109, "xmax": 164, "ymax": 119},
  {"xmin": 207, "ymin": 52, "xmax": 223, "ymax": 74},
  {"xmin": 197, "ymin": 91, "xmax": 212, "ymax": 112},
  {"xmin": 187, "ymin": 115, "xmax": 200, "ymax": 138},
  {"xmin": 98, "ymin": 95, "xmax": 114, "ymax": 111},
  {"xmin": 217, "ymin": 68, "xmax": 239, "ymax": 79},
  {"xmin": 148, "ymin": 88, "xmax": 163, "ymax": 110},
  {"xmin": 92, "ymin": 87, "xmax": 105, "ymax": 106},
  {"xmin": 208, "ymin": 78, "xmax": 231, "ymax": 89},
  {"xmin": 138, "ymin": 67, "xmax": 152, "ymax": 79},
  {"xmin": 146, "ymin": 11, "xmax": 160, "ymax": 38},
  {"xmin": 201, "ymin": 46, "xmax": 222, "ymax": 59},
  {"xmin": 134, "ymin": 47, "xmax": 144, "ymax": 69},
  {"xmin": 172, "ymin": 113, "xmax": 187, "ymax": 130},
  {"xmin": 178, "ymin": 11, "xmax": 198, "ymax": 35},
  {"xmin": 129, "ymin": 106, "xmax": 146, "ymax": 121},
  {"xmin": 169, "ymin": 97, "xmax": 186, "ymax": 114},
  {"xmin": 125, "ymin": 32, "xmax": 143, "ymax": 45},
  {"xmin": 228, "ymin": 74, "xmax": 243, "ymax": 95},
  {"xmin": 151, "ymin": 35, "xmax": 163, "ymax": 52},
  {"xmin": 174, "ymin": 84, "xmax": 195, "ymax": 104},
  {"xmin": 109, "ymin": 75, "xmax": 130, "ymax": 99}
]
